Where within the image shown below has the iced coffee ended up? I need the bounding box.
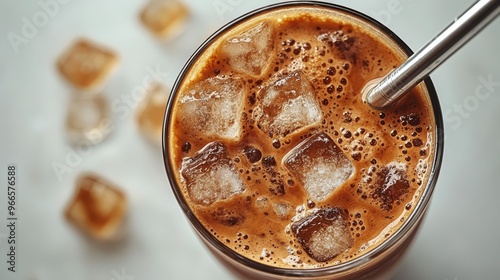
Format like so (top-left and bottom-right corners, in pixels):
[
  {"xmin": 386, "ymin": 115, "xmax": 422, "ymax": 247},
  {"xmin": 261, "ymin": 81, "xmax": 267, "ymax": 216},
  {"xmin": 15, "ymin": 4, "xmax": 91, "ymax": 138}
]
[{"xmin": 164, "ymin": 3, "xmax": 442, "ymax": 278}]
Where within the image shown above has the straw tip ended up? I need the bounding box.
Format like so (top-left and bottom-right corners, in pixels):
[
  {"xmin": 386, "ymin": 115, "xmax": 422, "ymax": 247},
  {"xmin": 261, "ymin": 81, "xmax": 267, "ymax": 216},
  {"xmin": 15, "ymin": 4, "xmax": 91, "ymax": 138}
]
[
  {"xmin": 364, "ymin": 88, "xmax": 393, "ymax": 111},
  {"xmin": 362, "ymin": 77, "xmax": 394, "ymax": 111}
]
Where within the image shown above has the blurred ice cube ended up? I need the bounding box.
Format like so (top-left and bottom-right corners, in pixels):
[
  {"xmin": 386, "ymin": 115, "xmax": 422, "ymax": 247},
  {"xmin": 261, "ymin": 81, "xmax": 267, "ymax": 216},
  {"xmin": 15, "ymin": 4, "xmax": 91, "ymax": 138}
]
[
  {"xmin": 283, "ymin": 132, "xmax": 354, "ymax": 202},
  {"xmin": 65, "ymin": 173, "xmax": 127, "ymax": 240},
  {"xmin": 140, "ymin": 0, "xmax": 190, "ymax": 39},
  {"xmin": 135, "ymin": 83, "xmax": 169, "ymax": 146},
  {"xmin": 221, "ymin": 21, "xmax": 273, "ymax": 76},
  {"xmin": 181, "ymin": 142, "xmax": 245, "ymax": 205},
  {"xmin": 66, "ymin": 93, "xmax": 109, "ymax": 146},
  {"xmin": 291, "ymin": 207, "xmax": 353, "ymax": 262},
  {"xmin": 371, "ymin": 162, "xmax": 410, "ymax": 211},
  {"xmin": 254, "ymin": 71, "xmax": 322, "ymax": 137},
  {"xmin": 179, "ymin": 76, "xmax": 246, "ymax": 140},
  {"xmin": 57, "ymin": 39, "xmax": 118, "ymax": 90}
]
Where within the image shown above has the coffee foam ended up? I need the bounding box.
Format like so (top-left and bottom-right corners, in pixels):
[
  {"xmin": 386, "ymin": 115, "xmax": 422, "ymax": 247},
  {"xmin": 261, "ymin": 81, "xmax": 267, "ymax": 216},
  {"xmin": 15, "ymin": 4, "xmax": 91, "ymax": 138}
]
[{"xmin": 168, "ymin": 6, "xmax": 435, "ymax": 269}]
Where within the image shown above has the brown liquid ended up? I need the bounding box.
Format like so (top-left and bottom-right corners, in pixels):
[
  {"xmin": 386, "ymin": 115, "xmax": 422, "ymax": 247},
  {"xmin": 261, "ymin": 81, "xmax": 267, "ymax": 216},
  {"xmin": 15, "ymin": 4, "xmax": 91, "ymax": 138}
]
[{"xmin": 168, "ymin": 6, "xmax": 435, "ymax": 269}]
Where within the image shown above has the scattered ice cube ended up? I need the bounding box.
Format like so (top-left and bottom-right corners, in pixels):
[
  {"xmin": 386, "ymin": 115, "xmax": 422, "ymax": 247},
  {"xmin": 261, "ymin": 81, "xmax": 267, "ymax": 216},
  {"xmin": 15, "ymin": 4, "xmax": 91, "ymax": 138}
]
[
  {"xmin": 371, "ymin": 162, "xmax": 410, "ymax": 211},
  {"xmin": 220, "ymin": 21, "xmax": 273, "ymax": 76},
  {"xmin": 181, "ymin": 142, "xmax": 245, "ymax": 205},
  {"xmin": 135, "ymin": 83, "xmax": 169, "ymax": 145},
  {"xmin": 179, "ymin": 76, "xmax": 246, "ymax": 140},
  {"xmin": 291, "ymin": 207, "xmax": 353, "ymax": 262},
  {"xmin": 283, "ymin": 132, "xmax": 354, "ymax": 202},
  {"xmin": 57, "ymin": 39, "xmax": 118, "ymax": 90},
  {"xmin": 65, "ymin": 173, "xmax": 127, "ymax": 240},
  {"xmin": 254, "ymin": 71, "xmax": 322, "ymax": 137},
  {"xmin": 66, "ymin": 92, "xmax": 110, "ymax": 146},
  {"xmin": 140, "ymin": 0, "xmax": 189, "ymax": 39}
]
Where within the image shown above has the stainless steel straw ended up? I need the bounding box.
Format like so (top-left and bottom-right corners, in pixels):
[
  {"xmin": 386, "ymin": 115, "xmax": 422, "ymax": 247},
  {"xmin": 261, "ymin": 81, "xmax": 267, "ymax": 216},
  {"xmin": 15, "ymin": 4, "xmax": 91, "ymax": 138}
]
[{"xmin": 364, "ymin": 0, "xmax": 500, "ymax": 110}]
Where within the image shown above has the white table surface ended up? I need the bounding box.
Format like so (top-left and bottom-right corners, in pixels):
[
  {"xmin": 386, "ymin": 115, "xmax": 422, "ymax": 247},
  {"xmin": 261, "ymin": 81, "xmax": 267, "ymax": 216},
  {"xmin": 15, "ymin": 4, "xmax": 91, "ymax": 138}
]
[{"xmin": 1, "ymin": 0, "xmax": 499, "ymax": 279}]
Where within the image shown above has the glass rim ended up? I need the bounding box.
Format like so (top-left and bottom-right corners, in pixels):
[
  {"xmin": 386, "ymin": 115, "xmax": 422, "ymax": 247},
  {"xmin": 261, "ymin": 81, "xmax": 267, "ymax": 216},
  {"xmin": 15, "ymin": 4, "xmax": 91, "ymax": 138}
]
[{"xmin": 162, "ymin": 1, "xmax": 444, "ymax": 277}]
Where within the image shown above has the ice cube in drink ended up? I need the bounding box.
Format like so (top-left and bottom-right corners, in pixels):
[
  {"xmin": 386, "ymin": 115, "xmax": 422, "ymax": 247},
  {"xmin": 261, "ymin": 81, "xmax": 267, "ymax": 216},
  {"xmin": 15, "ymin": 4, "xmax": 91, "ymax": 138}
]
[
  {"xmin": 178, "ymin": 76, "xmax": 246, "ymax": 140},
  {"xmin": 181, "ymin": 142, "xmax": 245, "ymax": 205},
  {"xmin": 371, "ymin": 162, "xmax": 410, "ymax": 211},
  {"xmin": 272, "ymin": 202, "xmax": 291, "ymax": 219},
  {"xmin": 254, "ymin": 71, "xmax": 322, "ymax": 137},
  {"xmin": 283, "ymin": 132, "xmax": 354, "ymax": 202},
  {"xmin": 220, "ymin": 21, "xmax": 274, "ymax": 77},
  {"xmin": 291, "ymin": 207, "xmax": 353, "ymax": 262}
]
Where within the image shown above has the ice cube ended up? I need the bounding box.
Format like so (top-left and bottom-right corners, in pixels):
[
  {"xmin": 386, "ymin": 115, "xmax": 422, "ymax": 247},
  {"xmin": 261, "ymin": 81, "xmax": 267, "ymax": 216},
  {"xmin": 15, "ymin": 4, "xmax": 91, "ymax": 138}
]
[
  {"xmin": 272, "ymin": 202, "xmax": 291, "ymax": 219},
  {"xmin": 255, "ymin": 196, "xmax": 269, "ymax": 210},
  {"xmin": 254, "ymin": 197, "xmax": 290, "ymax": 219},
  {"xmin": 66, "ymin": 92, "xmax": 110, "ymax": 146},
  {"xmin": 135, "ymin": 83, "xmax": 169, "ymax": 145},
  {"xmin": 220, "ymin": 21, "xmax": 273, "ymax": 76},
  {"xmin": 181, "ymin": 142, "xmax": 245, "ymax": 205},
  {"xmin": 371, "ymin": 162, "xmax": 410, "ymax": 211},
  {"xmin": 140, "ymin": 0, "xmax": 189, "ymax": 39},
  {"xmin": 283, "ymin": 132, "xmax": 354, "ymax": 202},
  {"xmin": 179, "ymin": 76, "xmax": 246, "ymax": 140},
  {"xmin": 57, "ymin": 39, "xmax": 118, "ymax": 90},
  {"xmin": 291, "ymin": 207, "xmax": 353, "ymax": 262},
  {"xmin": 65, "ymin": 173, "xmax": 127, "ymax": 240},
  {"xmin": 254, "ymin": 71, "xmax": 322, "ymax": 137}
]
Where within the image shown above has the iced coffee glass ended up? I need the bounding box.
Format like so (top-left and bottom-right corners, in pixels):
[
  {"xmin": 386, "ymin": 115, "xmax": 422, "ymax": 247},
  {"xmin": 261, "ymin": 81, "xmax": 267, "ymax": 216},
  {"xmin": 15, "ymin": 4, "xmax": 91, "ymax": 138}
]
[{"xmin": 163, "ymin": 1, "xmax": 443, "ymax": 279}]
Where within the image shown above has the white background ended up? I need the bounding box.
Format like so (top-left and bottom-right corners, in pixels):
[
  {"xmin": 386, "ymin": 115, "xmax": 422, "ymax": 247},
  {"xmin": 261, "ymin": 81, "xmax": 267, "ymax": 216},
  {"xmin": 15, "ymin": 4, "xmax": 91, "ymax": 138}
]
[{"xmin": 0, "ymin": 0, "xmax": 499, "ymax": 279}]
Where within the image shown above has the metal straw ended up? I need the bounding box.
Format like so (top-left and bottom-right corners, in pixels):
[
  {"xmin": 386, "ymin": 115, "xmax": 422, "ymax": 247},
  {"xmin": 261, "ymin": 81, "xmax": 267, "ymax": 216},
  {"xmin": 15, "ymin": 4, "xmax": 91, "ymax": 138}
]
[{"xmin": 364, "ymin": 0, "xmax": 500, "ymax": 110}]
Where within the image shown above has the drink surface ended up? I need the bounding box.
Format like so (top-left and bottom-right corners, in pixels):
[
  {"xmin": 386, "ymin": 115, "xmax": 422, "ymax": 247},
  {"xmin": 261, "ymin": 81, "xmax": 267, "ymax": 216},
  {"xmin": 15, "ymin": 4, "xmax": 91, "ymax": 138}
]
[{"xmin": 167, "ymin": 5, "xmax": 436, "ymax": 269}]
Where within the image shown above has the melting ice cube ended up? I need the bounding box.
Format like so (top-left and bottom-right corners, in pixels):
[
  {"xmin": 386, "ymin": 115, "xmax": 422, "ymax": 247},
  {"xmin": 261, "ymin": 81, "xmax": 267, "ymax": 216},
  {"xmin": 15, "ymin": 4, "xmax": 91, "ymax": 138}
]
[
  {"xmin": 371, "ymin": 162, "xmax": 410, "ymax": 211},
  {"xmin": 254, "ymin": 71, "xmax": 322, "ymax": 137},
  {"xmin": 181, "ymin": 142, "xmax": 245, "ymax": 205},
  {"xmin": 283, "ymin": 132, "xmax": 354, "ymax": 202},
  {"xmin": 291, "ymin": 207, "xmax": 353, "ymax": 262},
  {"xmin": 220, "ymin": 21, "xmax": 273, "ymax": 76},
  {"xmin": 272, "ymin": 202, "xmax": 291, "ymax": 219},
  {"xmin": 179, "ymin": 76, "xmax": 246, "ymax": 140}
]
